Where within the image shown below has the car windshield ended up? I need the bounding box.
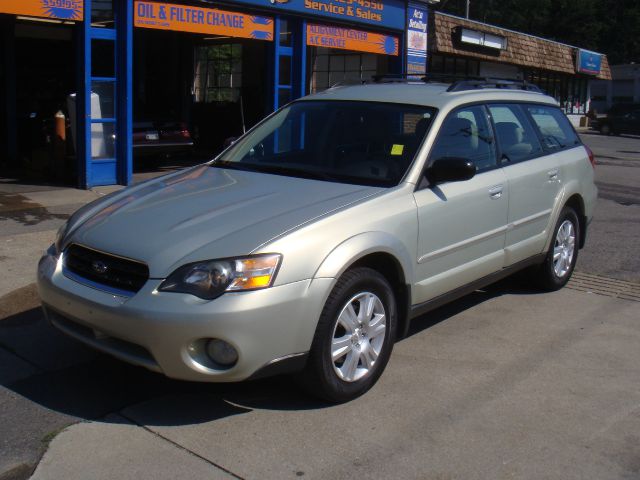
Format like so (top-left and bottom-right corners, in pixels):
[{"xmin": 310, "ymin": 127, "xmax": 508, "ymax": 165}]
[{"xmin": 214, "ymin": 100, "xmax": 437, "ymax": 187}]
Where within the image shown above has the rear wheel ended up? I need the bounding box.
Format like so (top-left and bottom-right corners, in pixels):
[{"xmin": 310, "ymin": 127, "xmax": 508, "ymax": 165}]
[
  {"xmin": 534, "ymin": 207, "xmax": 579, "ymax": 291},
  {"xmin": 599, "ymin": 124, "xmax": 611, "ymax": 135},
  {"xmin": 298, "ymin": 267, "xmax": 396, "ymax": 403}
]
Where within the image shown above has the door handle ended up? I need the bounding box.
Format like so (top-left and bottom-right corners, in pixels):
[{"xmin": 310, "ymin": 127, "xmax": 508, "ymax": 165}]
[
  {"xmin": 547, "ymin": 169, "xmax": 559, "ymax": 180},
  {"xmin": 489, "ymin": 185, "xmax": 503, "ymax": 199}
]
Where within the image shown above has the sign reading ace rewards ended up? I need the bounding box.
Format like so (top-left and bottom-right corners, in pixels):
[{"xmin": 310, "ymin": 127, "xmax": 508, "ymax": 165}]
[
  {"xmin": 307, "ymin": 24, "xmax": 398, "ymax": 55},
  {"xmin": 0, "ymin": 0, "xmax": 83, "ymax": 20},
  {"xmin": 135, "ymin": 1, "xmax": 274, "ymax": 41}
]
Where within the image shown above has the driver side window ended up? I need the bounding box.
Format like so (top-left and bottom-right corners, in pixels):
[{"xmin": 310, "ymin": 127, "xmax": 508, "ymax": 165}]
[{"xmin": 429, "ymin": 105, "xmax": 496, "ymax": 173}]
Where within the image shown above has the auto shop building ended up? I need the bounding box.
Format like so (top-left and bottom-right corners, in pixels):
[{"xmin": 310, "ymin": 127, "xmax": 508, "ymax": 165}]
[{"xmin": 0, "ymin": 1, "xmax": 609, "ymax": 188}]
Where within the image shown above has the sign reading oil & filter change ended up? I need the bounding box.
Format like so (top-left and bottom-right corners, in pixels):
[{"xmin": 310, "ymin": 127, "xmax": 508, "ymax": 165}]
[
  {"xmin": 307, "ymin": 23, "xmax": 398, "ymax": 55},
  {"xmin": 134, "ymin": 1, "xmax": 273, "ymax": 41}
]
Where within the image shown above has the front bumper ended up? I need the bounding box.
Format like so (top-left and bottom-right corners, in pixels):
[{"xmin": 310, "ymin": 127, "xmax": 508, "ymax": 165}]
[{"xmin": 37, "ymin": 250, "xmax": 332, "ymax": 382}]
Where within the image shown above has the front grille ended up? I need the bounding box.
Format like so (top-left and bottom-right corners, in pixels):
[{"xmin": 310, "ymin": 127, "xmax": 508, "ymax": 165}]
[{"xmin": 63, "ymin": 244, "xmax": 149, "ymax": 294}]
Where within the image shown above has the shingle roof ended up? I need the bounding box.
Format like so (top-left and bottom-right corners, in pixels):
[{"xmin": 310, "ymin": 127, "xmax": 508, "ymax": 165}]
[{"xmin": 431, "ymin": 13, "xmax": 612, "ymax": 81}]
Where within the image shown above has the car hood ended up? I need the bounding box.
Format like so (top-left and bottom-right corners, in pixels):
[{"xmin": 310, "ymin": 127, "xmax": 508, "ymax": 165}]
[{"xmin": 67, "ymin": 165, "xmax": 382, "ymax": 277}]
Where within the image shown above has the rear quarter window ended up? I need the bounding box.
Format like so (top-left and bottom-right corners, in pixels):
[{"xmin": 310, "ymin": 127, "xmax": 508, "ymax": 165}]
[{"xmin": 526, "ymin": 105, "xmax": 581, "ymax": 151}]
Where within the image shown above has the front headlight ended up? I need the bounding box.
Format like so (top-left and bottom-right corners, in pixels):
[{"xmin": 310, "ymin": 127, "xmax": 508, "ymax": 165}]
[{"xmin": 158, "ymin": 253, "xmax": 282, "ymax": 300}]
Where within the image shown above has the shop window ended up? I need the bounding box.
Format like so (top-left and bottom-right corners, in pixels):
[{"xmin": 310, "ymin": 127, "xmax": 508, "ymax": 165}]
[
  {"xmin": 194, "ymin": 44, "xmax": 243, "ymax": 103},
  {"xmin": 91, "ymin": 123, "xmax": 115, "ymax": 159},
  {"xmin": 92, "ymin": 0, "xmax": 114, "ymax": 28},
  {"xmin": 279, "ymin": 19, "xmax": 292, "ymax": 47},
  {"xmin": 309, "ymin": 47, "xmax": 388, "ymax": 94},
  {"xmin": 429, "ymin": 54, "xmax": 445, "ymax": 73},
  {"xmin": 91, "ymin": 80, "xmax": 115, "ymax": 119},
  {"xmin": 279, "ymin": 56, "xmax": 292, "ymax": 86},
  {"xmin": 524, "ymin": 70, "xmax": 589, "ymax": 115},
  {"xmin": 91, "ymin": 40, "xmax": 114, "ymax": 78},
  {"xmin": 444, "ymin": 57, "xmax": 454, "ymax": 74},
  {"xmin": 467, "ymin": 60, "xmax": 479, "ymax": 76}
]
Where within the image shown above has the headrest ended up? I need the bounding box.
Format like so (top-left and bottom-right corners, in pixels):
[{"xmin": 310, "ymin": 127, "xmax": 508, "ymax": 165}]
[{"xmin": 495, "ymin": 122, "xmax": 523, "ymax": 146}]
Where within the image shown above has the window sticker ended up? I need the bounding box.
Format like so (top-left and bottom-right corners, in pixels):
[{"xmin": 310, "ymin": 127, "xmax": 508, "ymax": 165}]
[{"xmin": 391, "ymin": 144, "xmax": 404, "ymax": 156}]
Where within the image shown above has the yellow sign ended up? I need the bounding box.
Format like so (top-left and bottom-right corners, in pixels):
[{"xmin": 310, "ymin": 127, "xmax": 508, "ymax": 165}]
[
  {"xmin": 0, "ymin": 0, "xmax": 83, "ymax": 20},
  {"xmin": 134, "ymin": 1, "xmax": 273, "ymax": 41}
]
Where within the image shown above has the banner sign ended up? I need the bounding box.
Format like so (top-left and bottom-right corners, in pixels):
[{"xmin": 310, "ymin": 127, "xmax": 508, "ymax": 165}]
[
  {"xmin": 134, "ymin": 1, "xmax": 273, "ymax": 41},
  {"xmin": 307, "ymin": 23, "xmax": 398, "ymax": 55},
  {"xmin": 0, "ymin": 0, "xmax": 83, "ymax": 20},
  {"xmin": 406, "ymin": 4, "xmax": 427, "ymax": 76},
  {"xmin": 204, "ymin": 0, "xmax": 405, "ymax": 31},
  {"xmin": 576, "ymin": 49, "xmax": 602, "ymax": 75}
]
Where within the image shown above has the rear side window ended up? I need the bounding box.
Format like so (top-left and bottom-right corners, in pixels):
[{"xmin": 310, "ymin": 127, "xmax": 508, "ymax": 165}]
[
  {"xmin": 525, "ymin": 105, "xmax": 581, "ymax": 150},
  {"xmin": 488, "ymin": 104, "xmax": 543, "ymax": 164}
]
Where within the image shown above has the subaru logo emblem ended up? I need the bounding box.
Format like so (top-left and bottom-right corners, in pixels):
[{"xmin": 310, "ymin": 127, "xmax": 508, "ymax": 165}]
[{"xmin": 91, "ymin": 260, "xmax": 108, "ymax": 275}]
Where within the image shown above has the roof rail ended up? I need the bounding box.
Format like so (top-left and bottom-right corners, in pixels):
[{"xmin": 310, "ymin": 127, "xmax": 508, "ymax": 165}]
[
  {"xmin": 371, "ymin": 74, "xmax": 428, "ymax": 83},
  {"xmin": 367, "ymin": 73, "xmax": 544, "ymax": 93},
  {"xmin": 446, "ymin": 78, "xmax": 543, "ymax": 93}
]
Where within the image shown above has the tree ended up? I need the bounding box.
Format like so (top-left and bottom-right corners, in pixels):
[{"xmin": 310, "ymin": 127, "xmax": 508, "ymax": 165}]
[{"xmin": 437, "ymin": 0, "xmax": 639, "ymax": 64}]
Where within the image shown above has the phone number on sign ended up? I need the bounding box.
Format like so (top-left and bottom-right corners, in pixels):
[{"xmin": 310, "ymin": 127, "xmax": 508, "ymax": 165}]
[
  {"xmin": 332, "ymin": 0, "xmax": 384, "ymax": 10},
  {"xmin": 42, "ymin": 0, "xmax": 82, "ymax": 9}
]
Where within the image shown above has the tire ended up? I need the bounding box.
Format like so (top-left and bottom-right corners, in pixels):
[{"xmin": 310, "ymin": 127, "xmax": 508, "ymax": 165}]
[
  {"xmin": 599, "ymin": 124, "xmax": 611, "ymax": 135},
  {"xmin": 534, "ymin": 207, "xmax": 580, "ymax": 291},
  {"xmin": 298, "ymin": 267, "xmax": 397, "ymax": 403}
]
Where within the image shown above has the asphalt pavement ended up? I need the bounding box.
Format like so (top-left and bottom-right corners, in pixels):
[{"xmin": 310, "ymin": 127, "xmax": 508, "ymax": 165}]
[
  {"xmin": 0, "ymin": 133, "xmax": 638, "ymax": 480},
  {"xmin": 577, "ymin": 132, "xmax": 640, "ymax": 283}
]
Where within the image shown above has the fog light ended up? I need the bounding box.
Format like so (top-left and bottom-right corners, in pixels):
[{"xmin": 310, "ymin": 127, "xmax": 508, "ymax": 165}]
[{"xmin": 206, "ymin": 339, "xmax": 238, "ymax": 367}]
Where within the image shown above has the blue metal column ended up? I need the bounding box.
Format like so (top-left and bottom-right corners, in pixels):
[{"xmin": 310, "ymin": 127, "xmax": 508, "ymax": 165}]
[
  {"xmin": 78, "ymin": 0, "xmax": 129, "ymax": 188},
  {"xmin": 272, "ymin": 17, "xmax": 307, "ymax": 111},
  {"xmin": 116, "ymin": 0, "xmax": 133, "ymax": 185},
  {"xmin": 293, "ymin": 19, "xmax": 307, "ymax": 99},
  {"xmin": 77, "ymin": 0, "xmax": 92, "ymax": 188}
]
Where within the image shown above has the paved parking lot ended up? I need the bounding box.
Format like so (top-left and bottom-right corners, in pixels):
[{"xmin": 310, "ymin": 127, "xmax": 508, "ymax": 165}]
[{"xmin": 0, "ymin": 132, "xmax": 639, "ymax": 480}]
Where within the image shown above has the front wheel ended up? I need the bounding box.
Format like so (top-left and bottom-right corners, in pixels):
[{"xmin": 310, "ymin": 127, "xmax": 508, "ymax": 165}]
[
  {"xmin": 534, "ymin": 207, "xmax": 580, "ymax": 291},
  {"xmin": 599, "ymin": 124, "xmax": 611, "ymax": 135},
  {"xmin": 298, "ymin": 267, "xmax": 397, "ymax": 403}
]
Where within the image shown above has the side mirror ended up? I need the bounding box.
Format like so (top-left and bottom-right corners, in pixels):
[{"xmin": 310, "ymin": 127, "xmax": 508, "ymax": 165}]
[{"xmin": 426, "ymin": 157, "xmax": 476, "ymax": 184}]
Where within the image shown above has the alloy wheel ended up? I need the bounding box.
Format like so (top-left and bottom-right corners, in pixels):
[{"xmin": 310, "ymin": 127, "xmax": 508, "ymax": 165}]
[
  {"xmin": 331, "ymin": 292, "xmax": 387, "ymax": 382},
  {"xmin": 553, "ymin": 220, "xmax": 576, "ymax": 278}
]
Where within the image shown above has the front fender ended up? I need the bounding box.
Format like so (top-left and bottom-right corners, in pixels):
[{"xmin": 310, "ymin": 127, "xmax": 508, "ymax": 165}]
[{"xmin": 313, "ymin": 231, "xmax": 414, "ymax": 283}]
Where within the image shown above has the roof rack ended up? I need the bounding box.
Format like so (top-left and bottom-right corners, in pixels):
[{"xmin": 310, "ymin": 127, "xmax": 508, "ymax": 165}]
[
  {"xmin": 371, "ymin": 73, "xmax": 543, "ymax": 93},
  {"xmin": 371, "ymin": 74, "xmax": 429, "ymax": 83},
  {"xmin": 446, "ymin": 78, "xmax": 543, "ymax": 93}
]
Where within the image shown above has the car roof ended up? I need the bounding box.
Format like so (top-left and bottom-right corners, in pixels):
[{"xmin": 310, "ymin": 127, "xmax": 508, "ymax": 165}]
[{"xmin": 302, "ymin": 82, "xmax": 559, "ymax": 110}]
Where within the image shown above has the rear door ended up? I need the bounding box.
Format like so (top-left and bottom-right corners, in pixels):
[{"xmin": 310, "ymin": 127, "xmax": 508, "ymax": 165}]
[
  {"xmin": 413, "ymin": 105, "xmax": 508, "ymax": 304},
  {"xmin": 490, "ymin": 103, "xmax": 567, "ymax": 266}
]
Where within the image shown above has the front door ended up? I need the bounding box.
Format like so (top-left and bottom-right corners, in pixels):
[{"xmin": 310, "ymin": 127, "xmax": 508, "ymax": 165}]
[{"xmin": 413, "ymin": 105, "xmax": 508, "ymax": 304}]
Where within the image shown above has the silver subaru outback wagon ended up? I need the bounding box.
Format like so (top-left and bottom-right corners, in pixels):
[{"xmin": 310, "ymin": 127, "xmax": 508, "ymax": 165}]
[{"xmin": 37, "ymin": 80, "xmax": 597, "ymax": 402}]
